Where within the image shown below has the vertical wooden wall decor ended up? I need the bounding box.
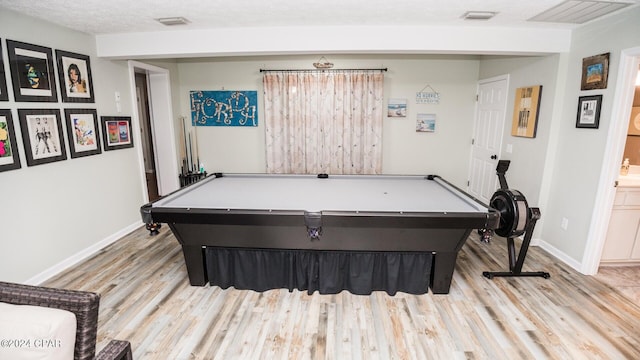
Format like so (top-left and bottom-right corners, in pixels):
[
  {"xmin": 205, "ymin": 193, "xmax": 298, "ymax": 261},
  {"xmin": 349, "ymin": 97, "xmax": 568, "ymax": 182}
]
[{"xmin": 511, "ymin": 85, "xmax": 542, "ymax": 138}]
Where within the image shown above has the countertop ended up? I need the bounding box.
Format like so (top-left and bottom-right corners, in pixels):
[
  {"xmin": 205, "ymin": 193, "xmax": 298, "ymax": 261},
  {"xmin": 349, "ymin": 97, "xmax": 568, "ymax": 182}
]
[{"xmin": 618, "ymin": 165, "xmax": 640, "ymax": 187}]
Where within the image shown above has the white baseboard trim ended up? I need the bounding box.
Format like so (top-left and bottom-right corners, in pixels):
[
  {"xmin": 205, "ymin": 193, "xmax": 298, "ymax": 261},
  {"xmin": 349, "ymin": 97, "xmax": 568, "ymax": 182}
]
[
  {"xmin": 25, "ymin": 221, "xmax": 143, "ymax": 286},
  {"xmin": 536, "ymin": 238, "xmax": 583, "ymax": 273}
]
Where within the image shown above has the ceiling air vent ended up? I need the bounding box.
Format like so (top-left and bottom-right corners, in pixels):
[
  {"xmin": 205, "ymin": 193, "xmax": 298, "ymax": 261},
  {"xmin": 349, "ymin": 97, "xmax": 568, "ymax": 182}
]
[
  {"xmin": 462, "ymin": 11, "xmax": 497, "ymax": 20},
  {"xmin": 529, "ymin": 0, "xmax": 632, "ymax": 24},
  {"xmin": 156, "ymin": 17, "xmax": 190, "ymax": 26}
]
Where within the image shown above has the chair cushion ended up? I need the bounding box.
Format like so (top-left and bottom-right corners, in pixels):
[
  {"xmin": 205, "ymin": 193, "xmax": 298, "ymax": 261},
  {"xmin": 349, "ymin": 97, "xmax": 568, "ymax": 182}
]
[{"xmin": 0, "ymin": 301, "xmax": 76, "ymax": 360}]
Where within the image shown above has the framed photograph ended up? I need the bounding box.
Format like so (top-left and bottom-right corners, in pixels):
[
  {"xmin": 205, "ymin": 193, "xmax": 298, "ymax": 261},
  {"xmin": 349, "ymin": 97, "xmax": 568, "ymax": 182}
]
[
  {"xmin": 581, "ymin": 53, "xmax": 609, "ymax": 90},
  {"xmin": 511, "ymin": 85, "xmax": 543, "ymax": 138},
  {"xmin": 56, "ymin": 50, "xmax": 95, "ymax": 103},
  {"xmin": 416, "ymin": 113, "xmax": 436, "ymax": 132},
  {"xmin": 387, "ymin": 98, "xmax": 407, "ymax": 117},
  {"xmin": 18, "ymin": 109, "xmax": 67, "ymax": 166},
  {"xmin": 0, "ymin": 109, "xmax": 21, "ymax": 172},
  {"xmin": 0, "ymin": 40, "xmax": 9, "ymax": 101},
  {"xmin": 6, "ymin": 40, "xmax": 58, "ymax": 102},
  {"xmin": 101, "ymin": 116, "xmax": 134, "ymax": 151},
  {"xmin": 576, "ymin": 95, "xmax": 603, "ymax": 129},
  {"xmin": 64, "ymin": 109, "xmax": 101, "ymax": 158}
]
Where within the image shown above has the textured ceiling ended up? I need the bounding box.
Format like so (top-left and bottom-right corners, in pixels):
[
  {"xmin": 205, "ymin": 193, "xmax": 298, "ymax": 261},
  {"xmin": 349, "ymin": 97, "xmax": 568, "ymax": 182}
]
[{"xmin": 0, "ymin": 0, "xmax": 637, "ymax": 35}]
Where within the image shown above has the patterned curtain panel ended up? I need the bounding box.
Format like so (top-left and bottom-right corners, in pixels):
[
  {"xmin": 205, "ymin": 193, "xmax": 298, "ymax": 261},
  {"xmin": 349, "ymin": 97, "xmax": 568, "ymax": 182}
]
[{"xmin": 263, "ymin": 71, "xmax": 384, "ymax": 174}]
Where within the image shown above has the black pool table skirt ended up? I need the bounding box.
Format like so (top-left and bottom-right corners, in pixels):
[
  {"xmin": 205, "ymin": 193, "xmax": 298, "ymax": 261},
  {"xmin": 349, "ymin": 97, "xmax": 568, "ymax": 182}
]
[{"xmin": 205, "ymin": 247, "xmax": 434, "ymax": 295}]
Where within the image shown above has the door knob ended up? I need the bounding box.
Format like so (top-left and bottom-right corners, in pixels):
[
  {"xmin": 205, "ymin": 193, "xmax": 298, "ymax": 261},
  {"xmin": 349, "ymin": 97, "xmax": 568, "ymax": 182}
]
[{"xmin": 491, "ymin": 155, "xmax": 498, "ymax": 160}]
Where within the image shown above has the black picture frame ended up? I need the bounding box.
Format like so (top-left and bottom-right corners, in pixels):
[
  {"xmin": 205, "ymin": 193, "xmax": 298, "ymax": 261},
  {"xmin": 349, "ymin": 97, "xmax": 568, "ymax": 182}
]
[
  {"xmin": 576, "ymin": 95, "xmax": 603, "ymax": 129},
  {"xmin": 64, "ymin": 108, "xmax": 101, "ymax": 158},
  {"xmin": 6, "ymin": 40, "xmax": 58, "ymax": 102},
  {"xmin": 101, "ymin": 116, "xmax": 134, "ymax": 151},
  {"xmin": 0, "ymin": 109, "xmax": 21, "ymax": 172},
  {"xmin": 581, "ymin": 53, "xmax": 609, "ymax": 91},
  {"xmin": 0, "ymin": 40, "xmax": 9, "ymax": 101},
  {"xmin": 18, "ymin": 108, "xmax": 67, "ymax": 166},
  {"xmin": 56, "ymin": 50, "xmax": 95, "ymax": 103}
]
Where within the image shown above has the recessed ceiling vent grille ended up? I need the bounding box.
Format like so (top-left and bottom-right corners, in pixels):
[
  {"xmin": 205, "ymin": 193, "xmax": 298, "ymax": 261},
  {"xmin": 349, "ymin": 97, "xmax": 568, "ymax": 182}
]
[
  {"xmin": 529, "ymin": 0, "xmax": 632, "ymax": 24},
  {"xmin": 156, "ymin": 17, "xmax": 190, "ymax": 26},
  {"xmin": 462, "ymin": 11, "xmax": 497, "ymax": 20}
]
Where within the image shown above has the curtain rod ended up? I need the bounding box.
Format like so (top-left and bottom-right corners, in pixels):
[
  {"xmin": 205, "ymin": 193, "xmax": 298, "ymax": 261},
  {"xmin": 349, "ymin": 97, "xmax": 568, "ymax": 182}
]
[{"xmin": 260, "ymin": 68, "xmax": 388, "ymax": 73}]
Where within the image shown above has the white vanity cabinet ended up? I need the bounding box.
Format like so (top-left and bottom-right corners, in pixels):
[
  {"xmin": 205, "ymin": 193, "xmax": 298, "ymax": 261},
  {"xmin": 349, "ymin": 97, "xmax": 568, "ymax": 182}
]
[{"xmin": 601, "ymin": 186, "xmax": 640, "ymax": 263}]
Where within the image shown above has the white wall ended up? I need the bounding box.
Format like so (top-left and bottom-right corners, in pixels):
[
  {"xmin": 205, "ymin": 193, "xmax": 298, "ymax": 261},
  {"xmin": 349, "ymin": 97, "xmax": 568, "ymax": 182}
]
[
  {"xmin": 468, "ymin": 7, "xmax": 640, "ymax": 268},
  {"xmin": 175, "ymin": 55, "xmax": 480, "ymax": 188},
  {"xmin": 478, "ymin": 55, "xmax": 561, "ymax": 239},
  {"xmin": 541, "ymin": 6, "xmax": 640, "ymax": 264},
  {"xmin": 0, "ymin": 9, "xmax": 143, "ymax": 283}
]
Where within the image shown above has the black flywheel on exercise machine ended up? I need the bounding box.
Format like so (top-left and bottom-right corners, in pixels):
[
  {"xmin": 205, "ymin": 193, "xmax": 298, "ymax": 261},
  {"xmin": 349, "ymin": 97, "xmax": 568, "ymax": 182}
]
[{"xmin": 490, "ymin": 189, "xmax": 529, "ymax": 238}]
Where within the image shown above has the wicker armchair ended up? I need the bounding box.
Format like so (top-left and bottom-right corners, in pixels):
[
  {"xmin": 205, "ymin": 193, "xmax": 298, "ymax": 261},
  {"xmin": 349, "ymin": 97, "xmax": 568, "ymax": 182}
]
[{"xmin": 0, "ymin": 281, "xmax": 132, "ymax": 360}]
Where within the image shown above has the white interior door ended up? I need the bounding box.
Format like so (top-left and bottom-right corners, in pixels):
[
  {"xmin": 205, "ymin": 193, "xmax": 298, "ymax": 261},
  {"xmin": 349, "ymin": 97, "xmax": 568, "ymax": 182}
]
[
  {"xmin": 128, "ymin": 61, "xmax": 180, "ymax": 199},
  {"xmin": 468, "ymin": 75, "xmax": 509, "ymax": 204},
  {"xmin": 147, "ymin": 72, "xmax": 180, "ymax": 195}
]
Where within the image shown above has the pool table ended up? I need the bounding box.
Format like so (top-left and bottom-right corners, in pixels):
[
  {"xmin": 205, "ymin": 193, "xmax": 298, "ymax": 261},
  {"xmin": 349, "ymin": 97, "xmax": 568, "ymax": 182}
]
[{"xmin": 141, "ymin": 173, "xmax": 499, "ymax": 294}]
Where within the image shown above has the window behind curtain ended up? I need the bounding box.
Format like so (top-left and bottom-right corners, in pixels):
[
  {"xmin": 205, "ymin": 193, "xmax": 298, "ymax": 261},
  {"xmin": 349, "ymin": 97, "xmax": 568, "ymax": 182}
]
[{"xmin": 263, "ymin": 70, "xmax": 384, "ymax": 174}]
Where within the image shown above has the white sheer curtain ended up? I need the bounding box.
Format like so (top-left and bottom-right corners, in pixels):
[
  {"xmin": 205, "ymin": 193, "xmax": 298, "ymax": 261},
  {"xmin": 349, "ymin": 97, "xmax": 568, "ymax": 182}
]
[{"xmin": 263, "ymin": 70, "xmax": 384, "ymax": 174}]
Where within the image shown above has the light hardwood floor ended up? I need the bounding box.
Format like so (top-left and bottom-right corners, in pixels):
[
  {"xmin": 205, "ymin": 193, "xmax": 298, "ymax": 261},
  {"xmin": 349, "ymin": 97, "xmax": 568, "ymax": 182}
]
[{"xmin": 44, "ymin": 226, "xmax": 640, "ymax": 359}]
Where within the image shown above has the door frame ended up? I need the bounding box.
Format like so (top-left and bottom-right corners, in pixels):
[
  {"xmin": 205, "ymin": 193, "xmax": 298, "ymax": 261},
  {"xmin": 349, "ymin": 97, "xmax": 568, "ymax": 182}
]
[
  {"xmin": 127, "ymin": 61, "xmax": 180, "ymax": 201},
  {"xmin": 582, "ymin": 46, "xmax": 640, "ymax": 274},
  {"xmin": 468, "ymin": 74, "xmax": 510, "ymax": 200}
]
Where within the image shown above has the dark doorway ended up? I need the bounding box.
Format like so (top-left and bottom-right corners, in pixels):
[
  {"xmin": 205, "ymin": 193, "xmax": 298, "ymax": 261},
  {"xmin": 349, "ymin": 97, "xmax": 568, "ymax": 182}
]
[{"xmin": 135, "ymin": 72, "xmax": 160, "ymax": 202}]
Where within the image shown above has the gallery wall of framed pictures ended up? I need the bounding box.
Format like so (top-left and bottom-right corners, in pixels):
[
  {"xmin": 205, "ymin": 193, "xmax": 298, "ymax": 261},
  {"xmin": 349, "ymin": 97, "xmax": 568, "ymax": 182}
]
[
  {"xmin": 575, "ymin": 53, "xmax": 610, "ymax": 130},
  {"xmin": 0, "ymin": 37, "xmax": 133, "ymax": 172}
]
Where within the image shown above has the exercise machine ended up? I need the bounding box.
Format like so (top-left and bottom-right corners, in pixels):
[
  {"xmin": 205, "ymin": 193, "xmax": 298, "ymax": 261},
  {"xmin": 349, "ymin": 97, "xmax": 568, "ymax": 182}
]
[{"xmin": 482, "ymin": 160, "xmax": 550, "ymax": 279}]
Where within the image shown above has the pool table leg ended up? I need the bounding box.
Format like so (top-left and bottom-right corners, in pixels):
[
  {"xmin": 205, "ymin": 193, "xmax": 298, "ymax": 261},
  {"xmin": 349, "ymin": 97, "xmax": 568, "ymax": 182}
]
[
  {"xmin": 431, "ymin": 251, "xmax": 458, "ymax": 294},
  {"xmin": 181, "ymin": 245, "xmax": 208, "ymax": 286}
]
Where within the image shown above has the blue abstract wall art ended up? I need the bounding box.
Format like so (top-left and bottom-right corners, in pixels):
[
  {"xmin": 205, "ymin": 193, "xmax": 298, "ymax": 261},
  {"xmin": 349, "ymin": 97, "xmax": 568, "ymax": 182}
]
[{"xmin": 190, "ymin": 90, "xmax": 258, "ymax": 127}]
